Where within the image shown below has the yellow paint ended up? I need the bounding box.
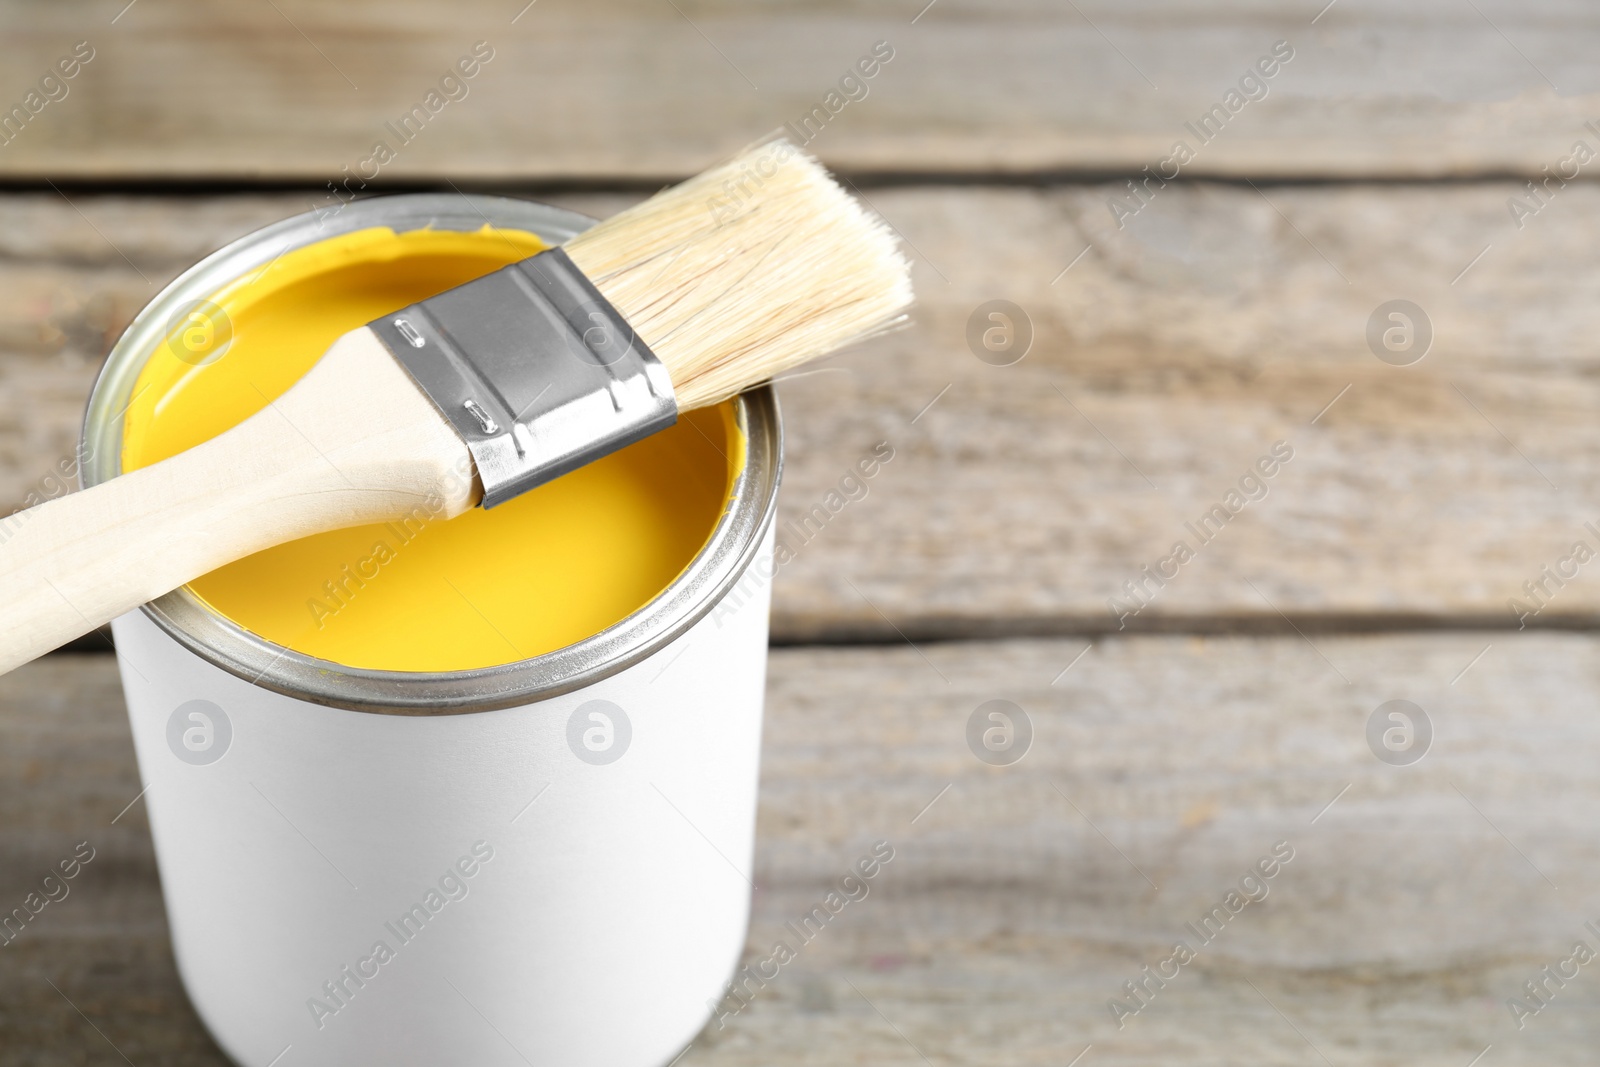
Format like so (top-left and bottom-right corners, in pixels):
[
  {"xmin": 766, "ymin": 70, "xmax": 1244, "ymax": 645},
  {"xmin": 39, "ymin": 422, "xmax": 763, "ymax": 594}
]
[{"xmin": 120, "ymin": 224, "xmax": 741, "ymax": 672}]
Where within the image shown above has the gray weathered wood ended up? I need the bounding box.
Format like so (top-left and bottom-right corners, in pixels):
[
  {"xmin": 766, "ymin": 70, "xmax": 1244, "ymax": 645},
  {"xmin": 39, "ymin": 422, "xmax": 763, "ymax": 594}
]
[
  {"xmin": 762, "ymin": 179, "xmax": 1600, "ymax": 638},
  {"xmin": 4, "ymin": 185, "xmax": 1600, "ymax": 638},
  {"xmin": 3, "ymin": 1, "xmax": 1600, "ymax": 180},
  {"xmin": 4, "ymin": 638, "xmax": 1598, "ymax": 1064}
]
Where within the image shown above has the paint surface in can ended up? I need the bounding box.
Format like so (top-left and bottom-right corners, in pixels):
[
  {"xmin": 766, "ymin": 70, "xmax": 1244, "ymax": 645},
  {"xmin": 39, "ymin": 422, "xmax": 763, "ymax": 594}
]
[{"xmin": 117, "ymin": 225, "xmax": 743, "ymax": 673}]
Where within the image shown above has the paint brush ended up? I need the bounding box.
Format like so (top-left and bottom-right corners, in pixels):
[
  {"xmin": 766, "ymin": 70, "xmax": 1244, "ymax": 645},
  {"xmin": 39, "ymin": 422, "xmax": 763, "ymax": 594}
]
[{"xmin": 0, "ymin": 139, "xmax": 912, "ymax": 675}]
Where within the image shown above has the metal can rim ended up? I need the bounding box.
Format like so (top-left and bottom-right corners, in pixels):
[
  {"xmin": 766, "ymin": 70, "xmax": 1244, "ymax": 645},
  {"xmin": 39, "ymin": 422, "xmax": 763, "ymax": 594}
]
[{"xmin": 80, "ymin": 193, "xmax": 782, "ymax": 716}]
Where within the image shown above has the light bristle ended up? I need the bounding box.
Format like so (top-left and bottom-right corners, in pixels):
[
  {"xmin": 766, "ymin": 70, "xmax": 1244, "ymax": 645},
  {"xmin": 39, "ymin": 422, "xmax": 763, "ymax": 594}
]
[{"xmin": 562, "ymin": 138, "xmax": 913, "ymax": 411}]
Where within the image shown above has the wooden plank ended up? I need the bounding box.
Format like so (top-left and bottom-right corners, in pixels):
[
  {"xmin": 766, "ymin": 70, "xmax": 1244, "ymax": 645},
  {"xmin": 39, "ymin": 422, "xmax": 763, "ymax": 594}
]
[
  {"xmin": 3, "ymin": 185, "xmax": 1598, "ymax": 637},
  {"xmin": 4, "ymin": 636, "xmax": 1598, "ymax": 1063},
  {"xmin": 761, "ymin": 178, "xmax": 1600, "ymax": 638},
  {"xmin": 3, "ymin": 0, "xmax": 1600, "ymax": 180}
]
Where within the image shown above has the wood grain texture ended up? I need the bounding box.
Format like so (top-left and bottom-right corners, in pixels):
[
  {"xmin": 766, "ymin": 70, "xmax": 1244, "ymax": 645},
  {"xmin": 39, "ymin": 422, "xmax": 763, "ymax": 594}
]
[
  {"xmin": 3, "ymin": 637, "xmax": 1598, "ymax": 1064},
  {"xmin": 3, "ymin": 185, "xmax": 1598, "ymax": 638},
  {"xmin": 762, "ymin": 178, "xmax": 1600, "ymax": 638},
  {"xmin": 3, "ymin": 1, "xmax": 1600, "ymax": 180}
]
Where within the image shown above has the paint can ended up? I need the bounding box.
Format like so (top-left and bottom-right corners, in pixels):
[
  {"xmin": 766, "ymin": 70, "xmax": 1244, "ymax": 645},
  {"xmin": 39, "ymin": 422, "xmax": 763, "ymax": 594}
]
[{"xmin": 80, "ymin": 195, "xmax": 781, "ymax": 1067}]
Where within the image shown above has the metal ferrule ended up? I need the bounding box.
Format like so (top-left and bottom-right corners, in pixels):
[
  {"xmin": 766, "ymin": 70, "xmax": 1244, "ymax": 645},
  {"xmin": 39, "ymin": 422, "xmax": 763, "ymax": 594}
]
[{"xmin": 368, "ymin": 246, "xmax": 678, "ymax": 508}]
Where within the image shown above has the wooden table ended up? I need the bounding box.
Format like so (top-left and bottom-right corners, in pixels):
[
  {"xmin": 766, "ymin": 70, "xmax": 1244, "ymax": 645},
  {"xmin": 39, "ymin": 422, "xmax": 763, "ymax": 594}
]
[{"xmin": 5, "ymin": 2, "xmax": 1600, "ymax": 1063}]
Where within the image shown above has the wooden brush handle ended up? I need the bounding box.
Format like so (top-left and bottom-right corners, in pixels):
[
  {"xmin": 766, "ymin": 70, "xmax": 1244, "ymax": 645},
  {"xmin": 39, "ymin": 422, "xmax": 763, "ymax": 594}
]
[{"xmin": 0, "ymin": 328, "xmax": 478, "ymax": 676}]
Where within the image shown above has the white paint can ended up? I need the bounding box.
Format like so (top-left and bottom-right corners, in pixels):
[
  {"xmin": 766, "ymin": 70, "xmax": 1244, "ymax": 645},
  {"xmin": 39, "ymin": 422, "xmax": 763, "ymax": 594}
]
[{"xmin": 81, "ymin": 196, "xmax": 782, "ymax": 1067}]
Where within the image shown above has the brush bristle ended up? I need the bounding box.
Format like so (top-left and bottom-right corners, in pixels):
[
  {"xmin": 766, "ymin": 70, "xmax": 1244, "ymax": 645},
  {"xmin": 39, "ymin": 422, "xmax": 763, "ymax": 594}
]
[{"xmin": 562, "ymin": 138, "xmax": 913, "ymax": 411}]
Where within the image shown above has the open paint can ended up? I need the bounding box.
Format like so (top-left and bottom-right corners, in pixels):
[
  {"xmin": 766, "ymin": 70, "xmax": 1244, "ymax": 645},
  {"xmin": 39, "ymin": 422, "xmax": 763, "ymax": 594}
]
[{"xmin": 80, "ymin": 195, "xmax": 781, "ymax": 1067}]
